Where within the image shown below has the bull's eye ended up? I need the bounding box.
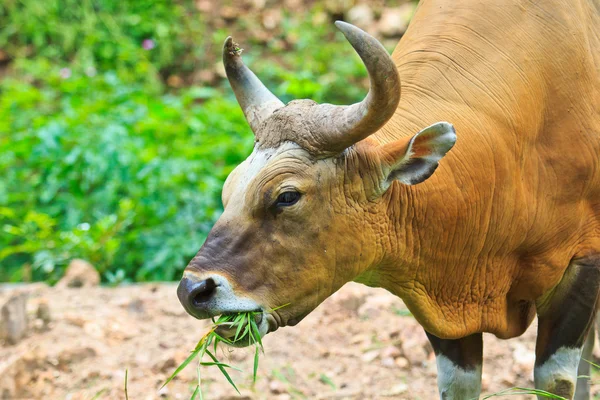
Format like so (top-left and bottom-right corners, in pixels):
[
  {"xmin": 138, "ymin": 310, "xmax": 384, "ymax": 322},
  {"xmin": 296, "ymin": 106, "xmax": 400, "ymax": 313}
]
[{"xmin": 276, "ymin": 191, "xmax": 301, "ymax": 207}]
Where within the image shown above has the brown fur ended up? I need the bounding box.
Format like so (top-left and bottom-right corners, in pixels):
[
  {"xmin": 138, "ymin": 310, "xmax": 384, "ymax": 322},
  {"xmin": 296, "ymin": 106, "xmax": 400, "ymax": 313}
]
[{"xmin": 183, "ymin": 0, "xmax": 600, "ymax": 342}]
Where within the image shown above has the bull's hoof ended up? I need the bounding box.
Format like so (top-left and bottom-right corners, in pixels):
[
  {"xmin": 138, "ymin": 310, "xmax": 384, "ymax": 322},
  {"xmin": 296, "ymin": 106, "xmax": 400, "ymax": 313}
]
[{"xmin": 547, "ymin": 378, "xmax": 575, "ymax": 399}]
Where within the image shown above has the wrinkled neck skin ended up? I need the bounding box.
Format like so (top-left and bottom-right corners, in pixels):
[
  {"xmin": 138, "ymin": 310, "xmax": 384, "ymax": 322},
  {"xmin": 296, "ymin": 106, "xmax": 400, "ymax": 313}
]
[{"xmin": 344, "ymin": 0, "xmax": 600, "ymax": 339}]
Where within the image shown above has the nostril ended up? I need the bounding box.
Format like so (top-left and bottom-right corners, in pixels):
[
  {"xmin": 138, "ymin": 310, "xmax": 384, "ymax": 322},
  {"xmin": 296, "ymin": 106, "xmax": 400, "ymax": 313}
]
[{"xmin": 191, "ymin": 278, "xmax": 217, "ymax": 307}]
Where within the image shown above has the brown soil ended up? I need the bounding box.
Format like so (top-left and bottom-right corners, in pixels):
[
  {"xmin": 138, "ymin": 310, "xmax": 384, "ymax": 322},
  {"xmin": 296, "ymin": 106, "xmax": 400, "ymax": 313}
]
[{"xmin": 2, "ymin": 283, "xmax": 599, "ymax": 400}]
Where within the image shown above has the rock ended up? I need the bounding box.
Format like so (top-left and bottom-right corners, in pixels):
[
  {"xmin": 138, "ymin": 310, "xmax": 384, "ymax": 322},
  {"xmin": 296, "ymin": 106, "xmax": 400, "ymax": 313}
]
[
  {"xmin": 0, "ymin": 348, "xmax": 46, "ymax": 398},
  {"xmin": 331, "ymin": 287, "xmax": 368, "ymax": 314},
  {"xmin": 56, "ymin": 259, "xmax": 100, "ymax": 288},
  {"xmin": 194, "ymin": 0, "xmax": 212, "ymax": 13},
  {"xmin": 0, "ymin": 290, "xmax": 28, "ymax": 345},
  {"xmin": 153, "ymin": 356, "xmax": 176, "ymax": 373},
  {"xmin": 262, "ymin": 9, "xmax": 282, "ymax": 30},
  {"xmin": 381, "ymin": 345, "xmax": 402, "ymax": 359},
  {"xmin": 394, "ymin": 356, "xmax": 409, "ymax": 369},
  {"xmin": 64, "ymin": 313, "xmax": 87, "ymax": 328},
  {"xmin": 167, "ymin": 75, "xmax": 184, "ymax": 88},
  {"xmin": 35, "ymin": 299, "xmax": 51, "ymax": 326},
  {"xmin": 361, "ymin": 349, "xmax": 380, "ymax": 363},
  {"xmin": 219, "ymin": 6, "xmax": 239, "ymax": 21},
  {"xmin": 347, "ymin": 4, "xmax": 375, "ymax": 28},
  {"xmin": 324, "ymin": 0, "xmax": 354, "ymax": 16},
  {"xmin": 127, "ymin": 298, "xmax": 145, "ymax": 314},
  {"xmin": 269, "ymin": 380, "xmax": 287, "ymax": 394},
  {"xmin": 381, "ymin": 383, "xmax": 408, "ymax": 396},
  {"xmin": 57, "ymin": 346, "xmax": 97, "ymax": 369},
  {"xmin": 378, "ymin": 4, "xmax": 416, "ymax": 38},
  {"xmin": 381, "ymin": 357, "xmax": 395, "ymax": 368}
]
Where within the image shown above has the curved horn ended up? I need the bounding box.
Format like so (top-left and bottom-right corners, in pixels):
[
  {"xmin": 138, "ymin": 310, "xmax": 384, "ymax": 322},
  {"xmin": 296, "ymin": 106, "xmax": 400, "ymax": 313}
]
[
  {"xmin": 311, "ymin": 21, "xmax": 401, "ymax": 153},
  {"xmin": 223, "ymin": 37, "xmax": 284, "ymax": 134}
]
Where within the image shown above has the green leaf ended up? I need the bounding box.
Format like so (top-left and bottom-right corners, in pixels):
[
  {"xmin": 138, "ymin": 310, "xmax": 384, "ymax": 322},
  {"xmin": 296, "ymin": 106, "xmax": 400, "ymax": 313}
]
[
  {"xmin": 162, "ymin": 338, "xmax": 205, "ymax": 389},
  {"xmin": 253, "ymin": 346, "xmax": 259, "ymax": 384},
  {"xmin": 205, "ymin": 350, "xmax": 240, "ymax": 394},
  {"xmin": 190, "ymin": 385, "xmax": 200, "ymax": 400}
]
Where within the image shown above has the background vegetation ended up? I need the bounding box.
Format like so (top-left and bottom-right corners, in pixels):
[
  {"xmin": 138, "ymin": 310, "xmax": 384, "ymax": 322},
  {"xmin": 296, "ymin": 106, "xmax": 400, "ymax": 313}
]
[{"xmin": 0, "ymin": 0, "xmax": 413, "ymax": 283}]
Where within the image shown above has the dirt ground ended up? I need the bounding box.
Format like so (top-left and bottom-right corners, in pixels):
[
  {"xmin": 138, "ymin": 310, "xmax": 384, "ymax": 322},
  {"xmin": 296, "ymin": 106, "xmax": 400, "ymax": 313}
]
[{"xmin": 2, "ymin": 282, "xmax": 600, "ymax": 400}]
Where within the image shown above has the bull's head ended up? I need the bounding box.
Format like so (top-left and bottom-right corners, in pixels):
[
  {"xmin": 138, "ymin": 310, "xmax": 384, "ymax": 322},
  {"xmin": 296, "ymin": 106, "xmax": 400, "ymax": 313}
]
[{"xmin": 177, "ymin": 22, "xmax": 456, "ymax": 342}]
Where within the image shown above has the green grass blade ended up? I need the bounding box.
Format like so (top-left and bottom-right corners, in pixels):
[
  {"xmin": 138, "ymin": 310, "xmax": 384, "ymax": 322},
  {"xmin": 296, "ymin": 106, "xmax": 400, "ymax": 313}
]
[
  {"xmin": 205, "ymin": 349, "xmax": 241, "ymax": 394},
  {"xmin": 479, "ymin": 387, "xmax": 567, "ymax": 399},
  {"xmin": 190, "ymin": 385, "xmax": 201, "ymax": 400},
  {"xmin": 200, "ymin": 361, "xmax": 243, "ymax": 372},
  {"xmin": 124, "ymin": 369, "xmax": 129, "ymax": 400},
  {"xmin": 270, "ymin": 303, "xmax": 290, "ymax": 311},
  {"xmin": 250, "ymin": 319, "xmax": 264, "ymax": 351},
  {"xmin": 162, "ymin": 342, "xmax": 204, "ymax": 389},
  {"xmin": 253, "ymin": 346, "xmax": 260, "ymax": 383},
  {"xmin": 234, "ymin": 317, "xmax": 245, "ymax": 342},
  {"xmin": 583, "ymin": 358, "xmax": 600, "ymax": 369}
]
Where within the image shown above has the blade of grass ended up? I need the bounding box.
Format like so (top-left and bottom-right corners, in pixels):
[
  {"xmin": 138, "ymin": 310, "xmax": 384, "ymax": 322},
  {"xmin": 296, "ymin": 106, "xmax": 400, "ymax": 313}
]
[
  {"xmin": 162, "ymin": 336, "xmax": 210, "ymax": 389},
  {"xmin": 205, "ymin": 349, "xmax": 240, "ymax": 394},
  {"xmin": 190, "ymin": 385, "xmax": 201, "ymax": 400},
  {"xmin": 479, "ymin": 387, "xmax": 567, "ymax": 399},
  {"xmin": 124, "ymin": 369, "xmax": 129, "ymax": 400},
  {"xmin": 200, "ymin": 361, "xmax": 243, "ymax": 371},
  {"xmin": 250, "ymin": 318, "xmax": 264, "ymax": 351},
  {"xmin": 253, "ymin": 346, "xmax": 260, "ymax": 383}
]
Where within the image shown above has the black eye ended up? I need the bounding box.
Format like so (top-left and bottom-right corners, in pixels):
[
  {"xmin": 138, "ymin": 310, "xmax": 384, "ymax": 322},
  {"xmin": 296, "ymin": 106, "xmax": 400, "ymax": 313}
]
[{"xmin": 276, "ymin": 191, "xmax": 301, "ymax": 207}]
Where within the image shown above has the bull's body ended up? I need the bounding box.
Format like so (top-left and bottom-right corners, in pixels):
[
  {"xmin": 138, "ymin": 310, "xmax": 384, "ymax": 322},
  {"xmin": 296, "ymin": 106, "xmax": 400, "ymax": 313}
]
[
  {"xmin": 177, "ymin": 1, "xmax": 600, "ymax": 398},
  {"xmin": 372, "ymin": 0, "xmax": 600, "ymax": 340}
]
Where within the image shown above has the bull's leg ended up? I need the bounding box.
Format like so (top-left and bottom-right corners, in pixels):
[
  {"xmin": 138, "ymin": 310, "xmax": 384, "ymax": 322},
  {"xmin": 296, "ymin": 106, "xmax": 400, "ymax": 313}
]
[
  {"xmin": 426, "ymin": 332, "xmax": 483, "ymax": 400},
  {"xmin": 534, "ymin": 257, "xmax": 600, "ymax": 400}
]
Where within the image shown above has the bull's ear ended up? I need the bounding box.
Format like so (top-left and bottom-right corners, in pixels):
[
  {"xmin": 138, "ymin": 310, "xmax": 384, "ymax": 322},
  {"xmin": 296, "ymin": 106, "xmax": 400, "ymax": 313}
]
[{"xmin": 379, "ymin": 122, "xmax": 456, "ymax": 187}]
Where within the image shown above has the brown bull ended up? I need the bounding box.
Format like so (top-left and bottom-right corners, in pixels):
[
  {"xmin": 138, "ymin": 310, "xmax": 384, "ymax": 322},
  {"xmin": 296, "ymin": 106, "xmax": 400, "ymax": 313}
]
[{"xmin": 177, "ymin": 0, "xmax": 600, "ymax": 398}]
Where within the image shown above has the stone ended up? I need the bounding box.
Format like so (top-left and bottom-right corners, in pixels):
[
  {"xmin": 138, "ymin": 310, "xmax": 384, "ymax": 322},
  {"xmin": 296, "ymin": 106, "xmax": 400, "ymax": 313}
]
[
  {"xmin": 56, "ymin": 259, "xmax": 100, "ymax": 288},
  {"xmin": 381, "ymin": 345, "xmax": 402, "ymax": 359},
  {"xmin": 35, "ymin": 299, "xmax": 51, "ymax": 326},
  {"xmin": 269, "ymin": 380, "xmax": 287, "ymax": 394},
  {"xmin": 347, "ymin": 4, "xmax": 375, "ymax": 28},
  {"xmin": 378, "ymin": 4, "xmax": 416, "ymax": 38},
  {"xmin": 361, "ymin": 349, "xmax": 380, "ymax": 363},
  {"xmin": 262, "ymin": 9, "xmax": 282, "ymax": 30},
  {"xmin": 381, "ymin": 357, "xmax": 395, "ymax": 368},
  {"xmin": 324, "ymin": 0, "xmax": 354, "ymax": 16},
  {"xmin": 153, "ymin": 356, "xmax": 176, "ymax": 373},
  {"xmin": 381, "ymin": 383, "xmax": 408, "ymax": 396},
  {"xmin": 57, "ymin": 346, "xmax": 97, "ymax": 368},
  {"xmin": 394, "ymin": 356, "xmax": 409, "ymax": 369},
  {"xmin": 0, "ymin": 290, "xmax": 28, "ymax": 345},
  {"xmin": 332, "ymin": 286, "xmax": 368, "ymax": 314}
]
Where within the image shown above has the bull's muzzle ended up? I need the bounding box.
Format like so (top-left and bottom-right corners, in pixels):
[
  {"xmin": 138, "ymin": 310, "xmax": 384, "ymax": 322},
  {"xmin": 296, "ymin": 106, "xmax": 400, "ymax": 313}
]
[{"xmin": 176, "ymin": 272, "xmax": 263, "ymax": 320}]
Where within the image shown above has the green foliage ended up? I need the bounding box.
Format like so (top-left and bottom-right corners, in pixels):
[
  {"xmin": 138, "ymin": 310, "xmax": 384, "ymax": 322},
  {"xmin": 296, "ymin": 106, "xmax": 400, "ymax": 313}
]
[
  {"xmin": 0, "ymin": 0, "xmax": 206, "ymax": 87},
  {"xmin": 0, "ymin": 59, "xmax": 253, "ymax": 282},
  {"xmin": 0, "ymin": 2, "xmax": 374, "ymax": 283}
]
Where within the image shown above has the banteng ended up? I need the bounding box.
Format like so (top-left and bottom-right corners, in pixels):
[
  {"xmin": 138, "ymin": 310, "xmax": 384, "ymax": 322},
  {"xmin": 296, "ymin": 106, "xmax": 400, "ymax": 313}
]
[{"xmin": 177, "ymin": 1, "xmax": 600, "ymax": 398}]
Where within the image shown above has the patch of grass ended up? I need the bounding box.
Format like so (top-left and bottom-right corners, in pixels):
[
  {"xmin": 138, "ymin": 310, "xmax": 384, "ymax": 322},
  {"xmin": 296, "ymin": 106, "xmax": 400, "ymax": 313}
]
[{"xmin": 478, "ymin": 387, "xmax": 567, "ymax": 399}]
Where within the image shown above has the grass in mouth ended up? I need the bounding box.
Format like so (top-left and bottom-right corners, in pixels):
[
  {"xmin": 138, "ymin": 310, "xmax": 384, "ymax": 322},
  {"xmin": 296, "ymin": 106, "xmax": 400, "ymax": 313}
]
[{"xmin": 163, "ymin": 305, "xmax": 287, "ymax": 399}]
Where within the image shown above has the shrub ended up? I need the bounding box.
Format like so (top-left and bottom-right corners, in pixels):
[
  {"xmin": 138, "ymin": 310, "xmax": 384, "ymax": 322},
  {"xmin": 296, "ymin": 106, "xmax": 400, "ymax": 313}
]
[{"xmin": 0, "ymin": 60, "xmax": 252, "ymax": 282}]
